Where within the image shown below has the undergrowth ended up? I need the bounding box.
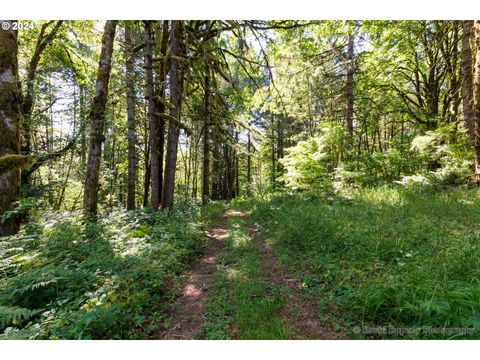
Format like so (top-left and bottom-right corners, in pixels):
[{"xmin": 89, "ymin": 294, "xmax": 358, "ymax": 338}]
[
  {"xmin": 199, "ymin": 213, "xmax": 289, "ymax": 340},
  {"xmin": 236, "ymin": 186, "xmax": 480, "ymax": 339},
  {"xmin": 0, "ymin": 203, "xmax": 207, "ymax": 339}
]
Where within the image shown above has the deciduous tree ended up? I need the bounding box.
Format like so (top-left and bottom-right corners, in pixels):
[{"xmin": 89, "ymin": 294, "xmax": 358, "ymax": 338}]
[{"xmin": 83, "ymin": 20, "xmax": 117, "ymax": 215}]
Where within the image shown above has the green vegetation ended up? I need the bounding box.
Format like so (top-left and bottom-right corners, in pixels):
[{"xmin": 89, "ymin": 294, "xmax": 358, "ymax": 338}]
[
  {"xmin": 280, "ymin": 123, "xmax": 473, "ymax": 192},
  {"xmin": 238, "ymin": 187, "xmax": 480, "ymax": 339},
  {"xmin": 2, "ymin": 19, "xmax": 480, "ymax": 341},
  {"xmin": 200, "ymin": 213, "xmax": 289, "ymax": 339},
  {"xmin": 0, "ymin": 204, "xmax": 206, "ymax": 339},
  {"xmin": 0, "ymin": 155, "xmax": 34, "ymax": 176}
]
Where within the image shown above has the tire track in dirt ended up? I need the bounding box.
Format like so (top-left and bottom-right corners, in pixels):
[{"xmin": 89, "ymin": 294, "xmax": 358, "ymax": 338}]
[
  {"xmin": 156, "ymin": 208, "xmax": 343, "ymax": 340},
  {"xmin": 155, "ymin": 211, "xmax": 230, "ymax": 340},
  {"xmin": 241, "ymin": 211, "xmax": 344, "ymax": 340}
]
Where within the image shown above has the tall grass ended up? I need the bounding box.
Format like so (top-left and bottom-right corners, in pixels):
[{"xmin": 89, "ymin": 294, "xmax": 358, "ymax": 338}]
[{"xmin": 242, "ymin": 187, "xmax": 480, "ymax": 338}]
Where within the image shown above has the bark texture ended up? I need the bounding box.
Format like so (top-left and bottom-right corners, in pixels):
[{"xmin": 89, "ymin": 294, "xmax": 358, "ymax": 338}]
[
  {"xmin": 462, "ymin": 20, "xmax": 475, "ymax": 141},
  {"xmin": 211, "ymin": 124, "xmax": 220, "ymax": 200},
  {"xmin": 202, "ymin": 57, "xmax": 210, "ymax": 204},
  {"xmin": 145, "ymin": 21, "xmax": 161, "ymax": 209},
  {"xmin": 83, "ymin": 20, "xmax": 117, "ymax": 215},
  {"xmin": 474, "ymin": 21, "xmax": 480, "ymax": 180},
  {"xmin": 157, "ymin": 21, "xmax": 170, "ymax": 207},
  {"xmin": 162, "ymin": 21, "xmax": 185, "ymax": 209},
  {"xmin": 247, "ymin": 131, "xmax": 251, "ymax": 190},
  {"xmin": 345, "ymin": 20, "xmax": 356, "ymax": 137},
  {"xmin": 0, "ymin": 21, "xmax": 21, "ymax": 236},
  {"xmin": 125, "ymin": 23, "xmax": 136, "ymax": 210}
]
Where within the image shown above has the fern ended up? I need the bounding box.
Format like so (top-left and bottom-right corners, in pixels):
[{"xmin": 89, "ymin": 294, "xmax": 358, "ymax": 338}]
[
  {"xmin": 10, "ymin": 278, "xmax": 61, "ymax": 297},
  {"xmin": 0, "ymin": 306, "xmax": 40, "ymax": 328}
]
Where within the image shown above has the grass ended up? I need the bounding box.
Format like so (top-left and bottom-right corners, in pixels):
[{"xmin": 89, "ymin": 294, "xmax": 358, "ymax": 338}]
[
  {"xmin": 4, "ymin": 185, "xmax": 479, "ymax": 339},
  {"xmin": 234, "ymin": 186, "xmax": 480, "ymax": 339},
  {"xmin": 200, "ymin": 212, "xmax": 289, "ymax": 340},
  {"xmin": 0, "ymin": 203, "xmax": 209, "ymax": 339}
]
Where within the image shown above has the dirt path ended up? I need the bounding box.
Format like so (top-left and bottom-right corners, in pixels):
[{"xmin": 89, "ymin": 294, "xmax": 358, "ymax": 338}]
[
  {"xmin": 243, "ymin": 213, "xmax": 343, "ymax": 339},
  {"xmin": 156, "ymin": 208, "xmax": 342, "ymax": 340},
  {"xmin": 155, "ymin": 211, "xmax": 229, "ymax": 339}
]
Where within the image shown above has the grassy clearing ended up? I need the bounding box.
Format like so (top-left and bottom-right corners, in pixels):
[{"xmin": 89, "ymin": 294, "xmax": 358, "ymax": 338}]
[
  {"xmin": 0, "ymin": 203, "xmax": 209, "ymax": 339},
  {"xmin": 235, "ymin": 187, "xmax": 480, "ymax": 339},
  {"xmin": 200, "ymin": 213, "xmax": 289, "ymax": 340}
]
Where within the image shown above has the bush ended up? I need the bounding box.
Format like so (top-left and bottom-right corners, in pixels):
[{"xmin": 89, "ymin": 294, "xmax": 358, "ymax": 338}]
[
  {"xmin": 280, "ymin": 122, "xmax": 349, "ymax": 191},
  {"xmin": 410, "ymin": 124, "xmax": 474, "ymax": 186}
]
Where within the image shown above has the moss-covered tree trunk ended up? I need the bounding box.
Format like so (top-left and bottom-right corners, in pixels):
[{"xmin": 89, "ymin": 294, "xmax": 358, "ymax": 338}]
[
  {"xmin": 474, "ymin": 21, "xmax": 480, "ymax": 180},
  {"xmin": 83, "ymin": 20, "xmax": 117, "ymax": 215},
  {"xmin": 0, "ymin": 21, "xmax": 21, "ymax": 236},
  {"xmin": 462, "ymin": 20, "xmax": 475, "ymax": 142}
]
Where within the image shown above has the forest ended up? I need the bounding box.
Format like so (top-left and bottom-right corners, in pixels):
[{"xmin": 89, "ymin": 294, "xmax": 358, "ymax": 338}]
[{"xmin": 1, "ymin": 19, "xmax": 480, "ymax": 340}]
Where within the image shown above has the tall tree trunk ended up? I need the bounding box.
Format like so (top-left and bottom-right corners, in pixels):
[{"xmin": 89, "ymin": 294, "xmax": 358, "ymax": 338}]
[
  {"xmin": 223, "ymin": 144, "xmax": 229, "ymax": 199},
  {"xmin": 212, "ymin": 124, "xmax": 220, "ymax": 200},
  {"xmin": 153, "ymin": 20, "xmax": 169, "ymax": 207},
  {"xmin": 143, "ymin": 153, "xmax": 151, "ymax": 207},
  {"xmin": 271, "ymin": 116, "xmax": 276, "ymax": 187},
  {"xmin": 185, "ymin": 138, "xmax": 192, "ymax": 199},
  {"xmin": 247, "ymin": 130, "xmax": 251, "ymax": 194},
  {"xmin": 226, "ymin": 143, "xmax": 235, "ymax": 199},
  {"xmin": 83, "ymin": 20, "xmax": 117, "ymax": 216},
  {"xmin": 345, "ymin": 20, "xmax": 356, "ymax": 137},
  {"xmin": 462, "ymin": 20, "xmax": 475, "ymax": 141},
  {"xmin": 161, "ymin": 21, "xmax": 185, "ymax": 209},
  {"xmin": 142, "ymin": 99, "xmax": 151, "ymax": 208},
  {"xmin": 145, "ymin": 21, "xmax": 162, "ymax": 209},
  {"xmin": 79, "ymin": 85, "xmax": 87, "ymax": 166},
  {"xmin": 276, "ymin": 117, "xmax": 283, "ymax": 176},
  {"xmin": 191, "ymin": 135, "xmax": 199, "ymax": 200},
  {"xmin": 125, "ymin": 23, "xmax": 136, "ymax": 210},
  {"xmin": 109, "ymin": 115, "xmax": 116, "ymax": 209},
  {"xmin": 202, "ymin": 57, "xmax": 210, "ymax": 204},
  {"xmin": 447, "ymin": 22, "xmax": 461, "ymax": 125},
  {"xmin": 474, "ymin": 21, "xmax": 480, "ymax": 180},
  {"xmin": 235, "ymin": 132, "xmax": 239, "ymax": 198},
  {"xmin": 0, "ymin": 21, "xmax": 21, "ymax": 236}
]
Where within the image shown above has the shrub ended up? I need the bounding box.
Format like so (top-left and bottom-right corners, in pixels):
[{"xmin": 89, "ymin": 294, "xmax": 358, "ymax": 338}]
[
  {"xmin": 280, "ymin": 122, "xmax": 349, "ymax": 191},
  {"xmin": 0, "ymin": 204, "xmax": 207, "ymax": 339}
]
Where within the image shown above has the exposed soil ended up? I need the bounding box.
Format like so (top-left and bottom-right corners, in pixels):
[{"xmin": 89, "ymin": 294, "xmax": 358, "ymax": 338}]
[
  {"xmin": 155, "ymin": 212, "xmax": 229, "ymax": 339},
  {"xmin": 243, "ymin": 213, "xmax": 344, "ymax": 340},
  {"xmin": 156, "ymin": 208, "xmax": 343, "ymax": 340}
]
